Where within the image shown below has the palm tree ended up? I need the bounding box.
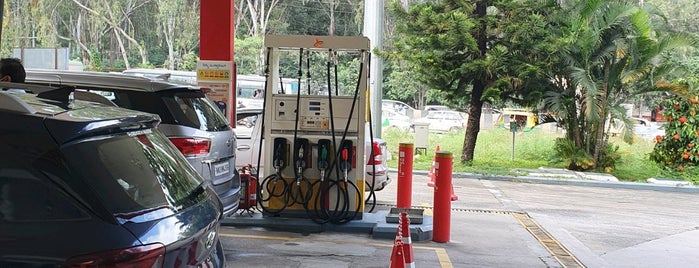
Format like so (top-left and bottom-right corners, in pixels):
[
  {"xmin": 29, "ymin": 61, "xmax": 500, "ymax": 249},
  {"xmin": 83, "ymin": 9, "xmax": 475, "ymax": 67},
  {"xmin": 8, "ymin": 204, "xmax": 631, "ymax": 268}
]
[{"xmin": 545, "ymin": 0, "xmax": 693, "ymax": 169}]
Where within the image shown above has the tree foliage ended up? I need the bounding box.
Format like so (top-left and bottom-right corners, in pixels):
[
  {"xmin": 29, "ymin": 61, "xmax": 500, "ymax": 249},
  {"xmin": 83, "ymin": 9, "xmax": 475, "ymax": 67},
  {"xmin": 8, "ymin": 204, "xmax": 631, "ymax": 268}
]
[
  {"xmin": 386, "ymin": 0, "xmax": 559, "ymax": 162},
  {"xmin": 650, "ymin": 89, "xmax": 699, "ymax": 179},
  {"xmin": 544, "ymin": 0, "xmax": 696, "ymax": 170}
]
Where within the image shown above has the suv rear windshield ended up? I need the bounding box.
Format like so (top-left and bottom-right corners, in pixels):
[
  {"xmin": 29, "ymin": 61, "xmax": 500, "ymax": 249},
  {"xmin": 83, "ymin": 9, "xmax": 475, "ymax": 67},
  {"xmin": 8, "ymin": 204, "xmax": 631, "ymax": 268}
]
[
  {"xmin": 160, "ymin": 91, "xmax": 230, "ymax": 131},
  {"xmin": 62, "ymin": 129, "xmax": 207, "ymax": 223},
  {"xmin": 99, "ymin": 89, "xmax": 229, "ymax": 131}
]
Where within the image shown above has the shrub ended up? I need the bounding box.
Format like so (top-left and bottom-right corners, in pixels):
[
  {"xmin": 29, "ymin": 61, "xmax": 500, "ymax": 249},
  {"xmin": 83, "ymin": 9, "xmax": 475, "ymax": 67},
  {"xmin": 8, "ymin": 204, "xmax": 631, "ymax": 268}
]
[
  {"xmin": 552, "ymin": 138, "xmax": 594, "ymax": 170},
  {"xmin": 649, "ymin": 94, "xmax": 699, "ymax": 175}
]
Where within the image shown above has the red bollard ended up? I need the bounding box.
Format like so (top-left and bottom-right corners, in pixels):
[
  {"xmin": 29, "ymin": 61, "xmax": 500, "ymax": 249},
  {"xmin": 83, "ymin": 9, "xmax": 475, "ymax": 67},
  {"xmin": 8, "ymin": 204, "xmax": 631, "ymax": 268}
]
[
  {"xmin": 397, "ymin": 143, "xmax": 414, "ymax": 209},
  {"xmin": 433, "ymin": 151, "xmax": 453, "ymax": 243}
]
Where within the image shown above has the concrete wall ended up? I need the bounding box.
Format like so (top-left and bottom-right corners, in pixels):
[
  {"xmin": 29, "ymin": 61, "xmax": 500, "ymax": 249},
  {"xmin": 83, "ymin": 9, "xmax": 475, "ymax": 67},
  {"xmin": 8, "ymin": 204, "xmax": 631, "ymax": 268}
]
[{"xmin": 13, "ymin": 48, "xmax": 70, "ymax": 70}]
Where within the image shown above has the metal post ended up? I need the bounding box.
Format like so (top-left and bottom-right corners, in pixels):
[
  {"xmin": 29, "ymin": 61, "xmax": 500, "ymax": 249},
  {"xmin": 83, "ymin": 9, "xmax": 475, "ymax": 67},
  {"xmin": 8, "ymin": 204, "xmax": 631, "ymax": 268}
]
[
  {"xmin": 397, "ymin": 143, "xmax": 414, "ymax": 209},
  {"xmin": 363, "ymin": 0, "xmax": 384, "ymax": 138},
  {"xmin": 511, "ymin": 131, "xmax": 515, "ymax": 161},
  {"xmin": 433, "ymin": 151, "xmax": 453, "ymax": 243},
  {"xmin": 510, "ymin": 121, "xmax": 517, "ymax": 161}
]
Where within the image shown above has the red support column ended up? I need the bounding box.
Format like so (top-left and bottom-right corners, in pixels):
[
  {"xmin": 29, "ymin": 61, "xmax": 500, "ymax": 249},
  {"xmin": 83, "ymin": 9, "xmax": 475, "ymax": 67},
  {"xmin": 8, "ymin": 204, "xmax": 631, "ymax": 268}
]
[
  {"xmin": 397, "ymin": 143, "xmax": 414, "ymax": 209},
  {"xmin": 433, "ymin": 151, "xmax": 453, "ymax": 243},
  {"xmin": 200, "ymin": 0, "xmax": 236, "ymax": 123}
]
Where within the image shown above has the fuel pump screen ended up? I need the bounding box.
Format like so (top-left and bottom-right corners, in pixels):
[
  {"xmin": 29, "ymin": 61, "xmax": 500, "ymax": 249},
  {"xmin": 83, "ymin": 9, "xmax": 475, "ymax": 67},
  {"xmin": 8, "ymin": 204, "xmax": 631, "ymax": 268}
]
[{"xmin": 300, "ymin": 99, "xmax": 330, "ymax": 130}]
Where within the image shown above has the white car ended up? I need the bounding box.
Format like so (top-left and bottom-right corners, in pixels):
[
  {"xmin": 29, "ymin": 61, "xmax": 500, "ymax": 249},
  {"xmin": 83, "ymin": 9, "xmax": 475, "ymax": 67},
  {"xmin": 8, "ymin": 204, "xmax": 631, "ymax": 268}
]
[
  {"xmin": 382, "ymin": 99, "xmax": 418, "ymax": 118},
  {"xmin": 412, "ymin": 110, "xmax": 467, "ymax": 133},
  {"xmin": 609, "ymin": 117, "xmax": 665, "ymax": 140},
  {"xmin": 382, "ymin": 109, "xmax": 412, "ymax": 130},
  {"xmin": 234, "ymin": 108, "xmax": 391, "ymax": 191},
  {"xmin": 631, "ymin": 117, "xmax": 665, "ymax": 140}
]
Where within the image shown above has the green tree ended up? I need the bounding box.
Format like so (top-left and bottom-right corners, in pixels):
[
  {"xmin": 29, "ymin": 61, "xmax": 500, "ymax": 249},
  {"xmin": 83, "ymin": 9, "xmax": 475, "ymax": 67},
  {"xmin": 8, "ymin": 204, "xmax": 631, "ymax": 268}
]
[
  {"xmin": 387, "ymin": 0, "xmax": 558, "ymax": 162},
  {"xmin": 235, "ymin": 36, "xmax": 263, "ymax": 75},
  {"xmin": 157, "ymin": 0, "xmax": 199, "ymax": 70},
  {"xmin": 650, "ymin": 91, "xmax": 699, "ymax": 179},
  {"xmin": 544, "ymin": 0, "xmax": 694, "ymax": 170}
]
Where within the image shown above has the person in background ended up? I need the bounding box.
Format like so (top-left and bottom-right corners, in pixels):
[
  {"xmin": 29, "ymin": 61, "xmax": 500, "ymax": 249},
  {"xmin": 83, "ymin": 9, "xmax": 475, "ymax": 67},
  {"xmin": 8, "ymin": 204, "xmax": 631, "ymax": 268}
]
[
  {"xmin": 253, "ymin": 89, "xmax": 264, "ymax": 99},
  {"xmin": 0, "ymin": 58, "xmax": 27, "ymax": 93},
  {"xmin": 0, "ymin": 58, "xmax": 26, "ymax": 83}
]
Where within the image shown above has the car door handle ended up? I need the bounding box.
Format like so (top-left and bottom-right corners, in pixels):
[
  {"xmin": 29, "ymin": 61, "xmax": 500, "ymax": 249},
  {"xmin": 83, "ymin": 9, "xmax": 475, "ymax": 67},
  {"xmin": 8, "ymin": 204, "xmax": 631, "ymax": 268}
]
[{"xmin": 237, "ymin": 145, "xmax": 251, "ymax": 151}]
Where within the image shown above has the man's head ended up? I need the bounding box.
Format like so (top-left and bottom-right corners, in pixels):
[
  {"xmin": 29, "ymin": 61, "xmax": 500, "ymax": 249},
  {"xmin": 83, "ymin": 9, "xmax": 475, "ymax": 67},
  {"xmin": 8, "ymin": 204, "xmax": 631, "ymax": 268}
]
[{"xmin": 0, "ymin": 58, "xmax": 26, "ymax": 83}]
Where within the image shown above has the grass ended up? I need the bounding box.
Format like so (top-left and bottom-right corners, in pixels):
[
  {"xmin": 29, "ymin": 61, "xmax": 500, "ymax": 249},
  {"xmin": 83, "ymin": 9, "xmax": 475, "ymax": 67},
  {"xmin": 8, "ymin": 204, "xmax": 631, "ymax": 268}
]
[{"xmin": 380, "ymin": 127, "xmax": 671, "ymax": 182}]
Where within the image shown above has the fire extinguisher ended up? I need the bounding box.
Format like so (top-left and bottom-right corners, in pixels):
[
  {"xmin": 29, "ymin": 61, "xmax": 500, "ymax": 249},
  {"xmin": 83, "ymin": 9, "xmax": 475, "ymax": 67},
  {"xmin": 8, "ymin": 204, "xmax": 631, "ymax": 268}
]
[{"xmin": 239, "ymin": 164, "xmax": 258, "ymax": 210}]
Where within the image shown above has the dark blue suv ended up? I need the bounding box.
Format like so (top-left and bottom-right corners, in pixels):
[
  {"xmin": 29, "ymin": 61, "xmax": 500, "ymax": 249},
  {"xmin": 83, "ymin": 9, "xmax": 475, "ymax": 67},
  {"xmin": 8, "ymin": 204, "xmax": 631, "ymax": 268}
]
[{"xmin": 0, "ymin": 84, "xmax": 225, "ymax": 267}]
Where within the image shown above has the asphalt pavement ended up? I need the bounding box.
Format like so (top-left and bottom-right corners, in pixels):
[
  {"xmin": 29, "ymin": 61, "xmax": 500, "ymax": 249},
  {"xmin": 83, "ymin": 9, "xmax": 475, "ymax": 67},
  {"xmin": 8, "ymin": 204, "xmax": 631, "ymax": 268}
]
[{"xmin": 221, "ymin": 169, "xmax": 699, "ymax": 268}]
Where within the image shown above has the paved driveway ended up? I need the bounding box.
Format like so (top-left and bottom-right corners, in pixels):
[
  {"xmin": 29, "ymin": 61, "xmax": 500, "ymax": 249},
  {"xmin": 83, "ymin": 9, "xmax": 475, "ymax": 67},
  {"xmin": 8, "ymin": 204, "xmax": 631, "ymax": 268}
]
[{"xmin": 221, "ymin": 172, "xmax": 699, "ymax": 267}]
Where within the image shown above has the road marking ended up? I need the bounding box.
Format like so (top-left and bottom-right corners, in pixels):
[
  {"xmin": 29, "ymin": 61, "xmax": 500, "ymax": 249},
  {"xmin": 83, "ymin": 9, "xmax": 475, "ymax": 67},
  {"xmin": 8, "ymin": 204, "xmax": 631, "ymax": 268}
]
[
  {"xmin": 513, "ymin": 213, "xmax": 586, "ymax": 268},
  {"xmin": 219, "ymin": 232, "xmax": 453, "ymax": 267},
  {"xmin": 375, "ymin": 202, "xmax": 583, "ymax": 267},
  {"xmin": 435, "ymin": 248, "xmax": 453, "ymax": 268}
]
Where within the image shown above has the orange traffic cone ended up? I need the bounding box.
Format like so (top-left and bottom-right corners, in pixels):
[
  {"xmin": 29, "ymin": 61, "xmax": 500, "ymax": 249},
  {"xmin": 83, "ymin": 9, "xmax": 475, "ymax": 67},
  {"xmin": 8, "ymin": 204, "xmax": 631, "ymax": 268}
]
[
  {"xmin": 400, "ymin": 212, "xmax": 415, "ymax": 268},
  {"xmin": 389, "ymin": 236, "xmax": 406, "ymax": 268},
  {"xmin": 427, "ymin": 146, "xmax": 439, "ymax": 187}
]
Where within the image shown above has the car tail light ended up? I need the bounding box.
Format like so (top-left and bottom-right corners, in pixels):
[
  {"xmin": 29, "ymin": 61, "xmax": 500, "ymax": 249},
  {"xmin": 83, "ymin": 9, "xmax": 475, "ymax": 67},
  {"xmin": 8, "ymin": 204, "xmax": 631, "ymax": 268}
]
[
  {"xmin": 367, "ymin": 141, "xmax": 383, "ymax": 165},
  {"xmin": 169, "ymin": 137, "xmax": 211, "ymax": 157},
  {"xmin": 64, "ymin": 243, "xmax": 165, "ymax": 268}
]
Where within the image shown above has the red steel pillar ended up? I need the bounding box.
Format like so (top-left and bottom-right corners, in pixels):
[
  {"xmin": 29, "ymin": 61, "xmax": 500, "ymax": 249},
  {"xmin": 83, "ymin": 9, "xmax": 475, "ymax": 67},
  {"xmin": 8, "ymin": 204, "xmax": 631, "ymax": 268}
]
[
  {"xmin": 397, "ymin": 143, "xmax": 414, "ymax": 209},
  {"xmin": 200, "ymin": 0, "xmax": 236, "ymax": 123},
  {"xmin": 433, "ymin": 151, "xmax": 453, "ymax": 243}
]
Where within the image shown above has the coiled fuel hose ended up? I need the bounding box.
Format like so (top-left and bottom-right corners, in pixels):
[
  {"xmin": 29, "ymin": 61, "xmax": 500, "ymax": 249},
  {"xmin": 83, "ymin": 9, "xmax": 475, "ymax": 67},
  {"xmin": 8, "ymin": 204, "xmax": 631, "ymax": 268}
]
[{"xmin": 258, "ymin": 142, "xmax": 289, "ymax": 215}]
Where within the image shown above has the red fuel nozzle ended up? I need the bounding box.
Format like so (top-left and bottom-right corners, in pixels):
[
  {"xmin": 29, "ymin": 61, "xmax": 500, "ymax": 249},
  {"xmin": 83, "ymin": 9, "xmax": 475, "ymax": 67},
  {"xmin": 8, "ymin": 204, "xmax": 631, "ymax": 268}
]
[{"xmin": 342, "ymin": 148, "xmax": 348, "ymax": 161}]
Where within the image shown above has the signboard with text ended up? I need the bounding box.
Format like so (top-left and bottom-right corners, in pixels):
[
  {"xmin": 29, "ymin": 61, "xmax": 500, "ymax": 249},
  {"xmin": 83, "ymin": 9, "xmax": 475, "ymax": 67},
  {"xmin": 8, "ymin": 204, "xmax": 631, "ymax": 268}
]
[{"xmin": 197, "ymin": 60, "xmax": 233, "ymax": 122}]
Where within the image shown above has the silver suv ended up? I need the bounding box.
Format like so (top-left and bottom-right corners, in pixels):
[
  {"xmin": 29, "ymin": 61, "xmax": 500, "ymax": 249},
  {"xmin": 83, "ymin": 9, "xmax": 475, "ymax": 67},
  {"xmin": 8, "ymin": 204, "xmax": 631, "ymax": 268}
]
[{"xmin": 25, "ymin": 69, "xmax": 240, "ymax": 216}]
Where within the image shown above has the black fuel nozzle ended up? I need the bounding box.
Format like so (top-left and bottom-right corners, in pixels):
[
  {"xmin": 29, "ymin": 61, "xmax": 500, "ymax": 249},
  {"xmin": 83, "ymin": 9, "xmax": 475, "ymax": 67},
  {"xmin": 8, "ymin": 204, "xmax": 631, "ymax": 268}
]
[
  {"xmin": 273, "ymin": 138, "xmax": 287, "ymax": 172},
  {"xmin": 317, "ymin": 139, "xmax": 331, "ymax": 180}
]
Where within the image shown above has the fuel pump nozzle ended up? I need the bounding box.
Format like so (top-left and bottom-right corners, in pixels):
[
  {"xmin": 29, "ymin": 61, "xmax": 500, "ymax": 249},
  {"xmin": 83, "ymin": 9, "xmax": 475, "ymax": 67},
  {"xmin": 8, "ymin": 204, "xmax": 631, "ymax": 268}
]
[
  {"xmin": 294, "ymin": 138, "xmax": 310, "ymax": 184},
  {"xmin": 296, "ymin": 146, "xmax": 305, "ymax": 175},
  {"xmin": 317, "ymin": 139, "xmax": 331, "ymax": 181},
  {"xmin": 273, "ymin": 138, "xmax": 288, "ymax": 173},
  {"xmin": 340, "ymin": 141, "xmax": 353, "ymax": 182}
]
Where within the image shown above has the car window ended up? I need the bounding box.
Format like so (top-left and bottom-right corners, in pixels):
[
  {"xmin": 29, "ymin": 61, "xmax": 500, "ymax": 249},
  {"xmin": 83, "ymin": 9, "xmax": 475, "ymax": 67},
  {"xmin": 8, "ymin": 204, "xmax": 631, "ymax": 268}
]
[
  {"xmin": 235, "ymin": 113, "xmax": 259, "ymax": 139},
  {"xmin": 0, "ymin": 169, "xmax": 88, "ymax": 222},
  {"xmin": 426, "ymin": 113, "xmax": 440, "ymax": 119},
  {"xmin": 161, "ymin": 91, "xmax": 230, "ymax": 131},
  {"xmin": 61, "ymin": 130, "xmax": 206, "ymax": 222},
  {"xmin": 82, "ymin": 89, "xmax": 230, "ymax": 131}
]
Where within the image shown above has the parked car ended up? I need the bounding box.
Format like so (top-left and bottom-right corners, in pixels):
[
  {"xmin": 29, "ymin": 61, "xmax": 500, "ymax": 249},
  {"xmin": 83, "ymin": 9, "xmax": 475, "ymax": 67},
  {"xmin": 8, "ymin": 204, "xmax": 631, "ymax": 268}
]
[
  {"xmin": 412, "ymin": 110, "xmax": 467, "ymax": 133},
  {"xmin": 24, "ymin": 69, "xmax": 241, "ymax": 216},
  {"xmin": 630, "ymin": 117, "xmax": 665, "ymax": 140},
  {"xmin": 382, "ymin": 109, "xmax": 412, "ymax": 130},
  {"xmin": 609, "ymin": 117, "xmax": 665, "ymax": 140},
  {"xmin": 382, "ymin": 99, "xmax": 418, "ymax": 119},
  {"xmin": 234, "ymin": 108, "xmax": 391, "ymax": 191},
  {"xmin": 122, "ymin": 68, "xmax": 198, "ymax": 85},
  {"xmin": 423, "ymin": 105, "xmax": 450, "ymax": 113},
  {"xmin": 0, "ymin": 85, "xmax": 225, "ymax": 267}
]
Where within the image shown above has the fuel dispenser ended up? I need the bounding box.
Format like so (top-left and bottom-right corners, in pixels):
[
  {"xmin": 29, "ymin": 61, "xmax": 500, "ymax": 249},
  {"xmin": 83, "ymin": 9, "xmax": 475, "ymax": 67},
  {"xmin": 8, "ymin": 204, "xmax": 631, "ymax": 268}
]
[{"xmin": 256, "ymin": 35, "xmax": 369, "ymax": 224}]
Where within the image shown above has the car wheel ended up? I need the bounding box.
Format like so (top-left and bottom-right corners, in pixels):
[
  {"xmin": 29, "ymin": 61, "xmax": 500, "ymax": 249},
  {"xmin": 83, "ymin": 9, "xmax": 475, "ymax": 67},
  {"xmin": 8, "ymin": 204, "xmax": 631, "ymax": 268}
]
[{"xmin": 449, "ymin": 126, "xmax": 460, "ymax": 132}]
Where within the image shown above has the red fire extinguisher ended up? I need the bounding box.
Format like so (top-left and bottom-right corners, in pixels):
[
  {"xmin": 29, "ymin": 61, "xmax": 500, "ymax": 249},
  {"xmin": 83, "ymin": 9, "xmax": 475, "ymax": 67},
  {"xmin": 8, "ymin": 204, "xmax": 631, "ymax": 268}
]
[{"xmin": 239, "ymin": 165, "xmax": 257, "ymax": 210}]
